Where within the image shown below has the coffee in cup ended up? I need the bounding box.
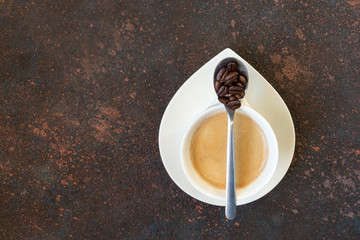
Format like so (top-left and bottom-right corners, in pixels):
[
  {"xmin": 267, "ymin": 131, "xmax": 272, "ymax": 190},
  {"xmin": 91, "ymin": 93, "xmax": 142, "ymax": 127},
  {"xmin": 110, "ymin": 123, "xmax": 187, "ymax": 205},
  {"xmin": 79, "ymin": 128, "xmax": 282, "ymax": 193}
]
[
  {"xmin": 190, "ymin": 111, "xmax": 268, "ymax": 190},
  {"xmin": 181, "ymin": 104, "xmax": 278, "ymax": 201}
]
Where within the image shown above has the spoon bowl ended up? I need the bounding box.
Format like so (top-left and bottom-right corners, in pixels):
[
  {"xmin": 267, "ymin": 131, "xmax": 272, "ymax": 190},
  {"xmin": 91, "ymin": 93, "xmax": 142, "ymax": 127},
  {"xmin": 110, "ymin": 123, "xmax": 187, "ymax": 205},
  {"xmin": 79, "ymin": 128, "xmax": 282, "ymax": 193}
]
[{"xmin": 213, "ymin": 57, "xmax": 249, "ymax": 94}]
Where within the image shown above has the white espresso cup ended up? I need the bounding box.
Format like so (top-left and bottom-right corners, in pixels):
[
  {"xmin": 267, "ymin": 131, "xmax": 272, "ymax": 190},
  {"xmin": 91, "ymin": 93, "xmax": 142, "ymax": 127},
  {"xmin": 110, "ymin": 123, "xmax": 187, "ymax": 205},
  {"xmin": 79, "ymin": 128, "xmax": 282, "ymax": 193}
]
[{"xmin": 180, "ymin": 102, "xmax": 278, "ymax": 204}]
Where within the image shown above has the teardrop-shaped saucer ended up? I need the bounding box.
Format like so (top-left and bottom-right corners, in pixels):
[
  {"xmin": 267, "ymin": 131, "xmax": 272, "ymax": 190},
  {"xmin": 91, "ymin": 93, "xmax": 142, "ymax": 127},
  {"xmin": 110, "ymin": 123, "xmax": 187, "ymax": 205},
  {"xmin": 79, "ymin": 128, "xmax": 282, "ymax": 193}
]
[{"xmin": 158, "ymin": 48, "xmax": 295, "ymax": 206}]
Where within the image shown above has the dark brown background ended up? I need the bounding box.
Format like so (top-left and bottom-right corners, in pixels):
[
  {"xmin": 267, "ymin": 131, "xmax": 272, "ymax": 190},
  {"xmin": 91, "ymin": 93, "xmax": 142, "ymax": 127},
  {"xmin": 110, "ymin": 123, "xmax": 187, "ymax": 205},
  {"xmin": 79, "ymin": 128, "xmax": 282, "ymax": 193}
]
[{"xmin": 1, "ymin": 0, "xmax": 359, "ymax": 239}]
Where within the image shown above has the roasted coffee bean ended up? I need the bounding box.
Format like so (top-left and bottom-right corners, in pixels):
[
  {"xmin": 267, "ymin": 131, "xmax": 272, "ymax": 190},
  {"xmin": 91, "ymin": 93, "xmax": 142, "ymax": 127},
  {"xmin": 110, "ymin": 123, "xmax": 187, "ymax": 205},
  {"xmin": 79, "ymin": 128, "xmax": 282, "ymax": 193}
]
[
  {"xmin": 236, "ymin": 81, "xmax": 244, "ymax": 88},
  {"xmin": 236, "ymin": 92, "xmax": 245, "ymax": 99},
  {"xmin": 229, "ymin": 86, "xmax": 242, "ymax": 91},
  {"xmin": 224, "ymin": 72, "xmax": 239, "ymax": 85},
  {"xmin": 229, "ymin": 96, "xmax": 237, "ymax": 101},
  {"xmin": 217, "ymin": 85, "xmax": 226, "ymax": 96},
  {"xmin": 218, "ymin": 97, "xmax": 228, "ymax": 104},
  {"xmin": 220, "ymin": 86, "xmax": 229, "ymax": 97},
  {"xmin": 224, "ymin": 93, "xmax": 232, "ymax": 98},
  {"xmin": 239, "ymin": 75, "xmax": 247, "ymax": 85},
  {"xmin": 225, "ymin": 77, "xmax": 238, "ymax": 85},
  {"xmin": 225, "ymin": 71, "xmax": 239, "ymax": 81},
  {"xmin": 227, "ymin": 62, "xmax": 237, "ymax": 72},
  {"xmin": 214, "ymin": 80, "xmax": 222, "ymax": 92},
  {"xmin": 219, "ymin": 68, "xmax": 229, "ymax": 83},
  {"xmin": 218, "ymin": 86, "xmax": 228, "ymax": 97},
  {"xmin": 229, "ymin": 86, "xmax": 243, "ymax": 95},
  {"xmin": 216, "ymin": 67, "xmax": 226, "ymax": 81},
  {"xmin": 229, "ymin": 91, "xmax": 242, "ymax": 95},
  {"xmin": 227, "ymin": 100, "xmax": 241, "ymax": 109}
]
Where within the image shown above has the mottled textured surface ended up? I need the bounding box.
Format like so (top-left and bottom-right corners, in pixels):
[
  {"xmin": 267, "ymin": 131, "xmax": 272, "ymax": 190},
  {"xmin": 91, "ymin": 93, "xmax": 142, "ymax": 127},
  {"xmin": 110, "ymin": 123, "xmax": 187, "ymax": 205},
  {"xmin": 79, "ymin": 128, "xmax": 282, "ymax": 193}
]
[{"xmin": 0, "ymin": 0, "xmax": 359, "ymax": 239}]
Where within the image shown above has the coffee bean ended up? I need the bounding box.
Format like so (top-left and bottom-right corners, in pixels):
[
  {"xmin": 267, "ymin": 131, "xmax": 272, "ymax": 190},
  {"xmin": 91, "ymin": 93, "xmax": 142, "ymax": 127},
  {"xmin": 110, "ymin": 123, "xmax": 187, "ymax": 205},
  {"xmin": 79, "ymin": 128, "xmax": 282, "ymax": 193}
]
[
  {"xmin": 214, "ymin": 80, "xmax": 222, "ymax": 92},
  {"xmin": 229, "ymin": 86, "xmax": 242, "ymax": 95},
  {"xmin": 218, "ymin": 86, "xmax": 228, "ymax": 97},
  {"xmin": 217, "ymin": 85, "xmax": 225, "ymax": 96},
  {"xmin": 224, "ymin": 93, "xmax": 232, "ymax": 98},
  {"xmin": 236, "ymin": 81, "xmax": 244, "ymax": 88},
  {"xmin": 225, "ymin": 77, "xmax": 238, "ymax": 85},
  {"xmin": 229, "ymin": 96, "xmax": 237, "ymax": 101},
  {"xmin": 229, "ymin": 90, "xmax": 242, "ymax": 95},
  {"xmin": 229, "ymin": 86, "xmax": 242, "ymax": 91},
  {"xmin": 220, "ymin": 69, "xmax": 229, "ymax": 83},
  {"xmin": 239, "ymin": 75, "xmax": 247, "ymax": 85},
  {"xmin": 227, "ymin": 100, "xmax": 241, "ymax": 109},
  {"xmin": 224, "ymin": 72, "xmax": 239, "ymax": 85},
  {"xmin": 218, "ymin": 97, "xmax": 228, "ymax": 104},
  {"xmin": 236, "ymin": 92, "xmax": 245, "ymax": 99},
  {"xmin": 227, "ymin": 62, "xmax": 237, "ymax": 72},
  {"xmin": 216, "ymin": 67, "xmax": 226, "ymax": 81},
  {"xmin": 220, "ymin": 87, "xmax": 229, "ymax": 97},
  {"xmin": 225, "ymin": 71, "xmax": 239, "ymax": 81}
]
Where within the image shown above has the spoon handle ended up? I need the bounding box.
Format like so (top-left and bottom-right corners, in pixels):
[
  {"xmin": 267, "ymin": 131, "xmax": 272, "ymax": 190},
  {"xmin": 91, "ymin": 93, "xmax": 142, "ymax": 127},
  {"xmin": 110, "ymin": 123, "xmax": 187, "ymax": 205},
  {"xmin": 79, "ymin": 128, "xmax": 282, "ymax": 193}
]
[{"xmin": 225, "ymin": 108, "xmax": 236, "ymax": 220}]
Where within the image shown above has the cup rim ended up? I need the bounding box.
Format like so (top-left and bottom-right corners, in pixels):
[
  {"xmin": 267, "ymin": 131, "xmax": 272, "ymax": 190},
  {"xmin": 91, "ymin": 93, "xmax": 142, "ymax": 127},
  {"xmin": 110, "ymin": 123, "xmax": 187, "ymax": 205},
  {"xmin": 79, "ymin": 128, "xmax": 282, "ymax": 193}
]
[{"xmin": 180, "ymin": 104, "xmax": 279, "ymax": 202}]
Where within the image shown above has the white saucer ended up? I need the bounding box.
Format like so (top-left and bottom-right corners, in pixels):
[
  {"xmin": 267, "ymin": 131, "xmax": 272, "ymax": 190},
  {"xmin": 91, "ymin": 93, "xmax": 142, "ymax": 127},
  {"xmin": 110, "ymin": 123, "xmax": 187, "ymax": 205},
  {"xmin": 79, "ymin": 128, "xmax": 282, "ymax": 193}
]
[{"xmin": 158, "ymin": 48, "xmax": 295, "ymax": 206}]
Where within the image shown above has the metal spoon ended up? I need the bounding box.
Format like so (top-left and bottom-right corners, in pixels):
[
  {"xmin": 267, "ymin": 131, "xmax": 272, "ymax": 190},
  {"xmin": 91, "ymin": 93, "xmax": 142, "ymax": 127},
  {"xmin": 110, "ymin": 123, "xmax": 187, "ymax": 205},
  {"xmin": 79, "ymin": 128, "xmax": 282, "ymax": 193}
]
[
  {"xmin": 225, "ymin": 106, "xmax": 236, "ymax": 220},
  {"xmin": 213, "ymin": 58, "xmax": 248, "ymax": 220}
]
